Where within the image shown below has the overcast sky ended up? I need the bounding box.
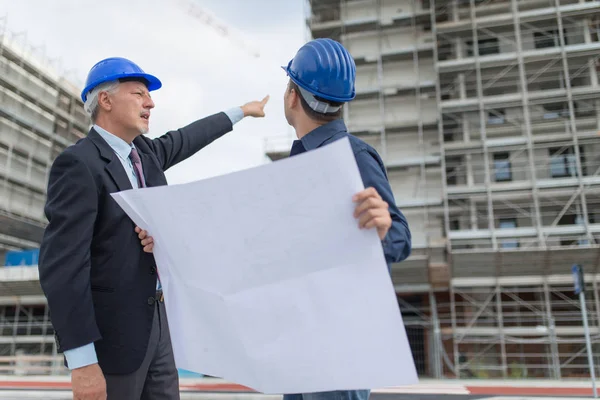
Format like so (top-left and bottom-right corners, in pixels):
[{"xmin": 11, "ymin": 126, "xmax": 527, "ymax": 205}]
[{"xmin": 0, "ymin": 0, "xmax": 308, "ymax": 184}]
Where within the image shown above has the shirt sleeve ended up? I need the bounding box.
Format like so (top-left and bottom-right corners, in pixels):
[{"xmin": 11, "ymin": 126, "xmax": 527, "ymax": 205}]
[
  {"xmin": 64, "ymin": 343, "xmax": 98, "ymax": 370},
  {"xmin": 354, "ymin": 149, "xmax": 412, "ymax": 264},
  {"xmin": 224, "ymin": 107, "xmax": 244, "ymax": 125}
]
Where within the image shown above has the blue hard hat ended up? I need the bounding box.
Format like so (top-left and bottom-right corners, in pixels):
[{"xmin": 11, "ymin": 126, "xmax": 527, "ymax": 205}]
[
  {"xmin": 282, "ymin": 38, "xmax": 356, "ymax": 103},
  {"xmin": 81, "ymin": 57, "xmax": 162, "ymax": 102}
]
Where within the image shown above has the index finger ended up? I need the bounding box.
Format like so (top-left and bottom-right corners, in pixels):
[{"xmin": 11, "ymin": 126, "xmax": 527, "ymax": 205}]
[{"xmin": 261, "ymin": 95, "xmax": 270, "ymax": 105}]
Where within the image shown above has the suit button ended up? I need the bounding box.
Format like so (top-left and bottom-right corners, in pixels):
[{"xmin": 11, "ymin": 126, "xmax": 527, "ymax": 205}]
[
  {"xmin": 147, "ymin": 297, "xmax": 155, "ymax": 305},
  {"xmin": 150, "ymin": 267, "xmax": 156, "ymax": 275}
]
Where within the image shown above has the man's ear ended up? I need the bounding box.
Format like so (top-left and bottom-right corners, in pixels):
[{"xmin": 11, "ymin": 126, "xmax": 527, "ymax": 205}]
[
  {"xmin": 289, "ymin": 87, "xmax": 300, "ymax": 109},
  {"xmin": 98, "ymin": 91, "xmax": 112, "ymax": 112}
]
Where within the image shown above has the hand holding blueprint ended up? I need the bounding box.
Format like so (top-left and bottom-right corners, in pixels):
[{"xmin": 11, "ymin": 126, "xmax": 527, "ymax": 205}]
[{"xmin": 111, "ymin": 138, "xmax": 418, "ymax": 394}]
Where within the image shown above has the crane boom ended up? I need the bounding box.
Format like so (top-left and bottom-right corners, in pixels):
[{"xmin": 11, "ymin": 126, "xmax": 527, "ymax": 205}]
[{"xmin": 173, "ymin": 0, "xmax": 260, "ymax": 58}]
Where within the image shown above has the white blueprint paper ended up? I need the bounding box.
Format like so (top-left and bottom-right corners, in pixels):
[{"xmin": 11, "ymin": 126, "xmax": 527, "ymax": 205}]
[{"xmin": 111, "ymin": 137, "xmax": 418, "ymax": 394}]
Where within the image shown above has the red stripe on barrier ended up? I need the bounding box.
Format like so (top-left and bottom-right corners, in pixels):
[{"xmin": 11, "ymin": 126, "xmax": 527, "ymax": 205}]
[
  {"xmin": 0, "ymin": 381, "xmax": 254, "ymax": 392},
  {"xmin": 467, "ymin": 386, "xmax": 592, "ymax": 397},
  {"xmin": 0, "ymin": 381, "xmax": 594, "ymax": 396},
  {"xmin": 0, "ymin": 381, "xmax": 71, "ymax": 389}
]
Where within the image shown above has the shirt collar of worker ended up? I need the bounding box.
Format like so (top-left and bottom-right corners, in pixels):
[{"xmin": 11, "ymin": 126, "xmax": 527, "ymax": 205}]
[
  {"xmin": 300, "ymin": 119, "xmax": 347, "ymax": 151},
  {"xmin": 94, "ymin": 124, "xmax": 136, "ymax": 161}
]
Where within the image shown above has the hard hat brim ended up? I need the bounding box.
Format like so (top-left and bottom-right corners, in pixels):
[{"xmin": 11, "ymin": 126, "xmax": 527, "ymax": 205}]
[{"xmin": 81, "ymin": 72, "xmax": 162, "ymax": 102}]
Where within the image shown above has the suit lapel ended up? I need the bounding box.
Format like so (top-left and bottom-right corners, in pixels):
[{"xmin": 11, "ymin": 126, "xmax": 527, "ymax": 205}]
[
  {"xmin": 88, "ymin": 129, "xmax": 133, "ymax": 191},
  {"xmin": 133, "ymin": 136, "xmax": 167, "ymax": 188},
  {"xmin": 106, "ymin": 158, "xmax": 133, "ymax": 191}
]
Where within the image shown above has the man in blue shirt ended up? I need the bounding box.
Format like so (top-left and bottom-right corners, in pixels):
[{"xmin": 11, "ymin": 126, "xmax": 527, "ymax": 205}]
[
  {"xmin": 137, "ymin": 39, "xmax": 412, "ymax": 399},
  {"xmin": 279, "ymin": 38, "xmax": 412, "ymax": 400}
]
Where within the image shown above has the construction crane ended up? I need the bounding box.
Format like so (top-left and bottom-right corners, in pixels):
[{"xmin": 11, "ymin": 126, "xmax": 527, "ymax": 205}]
[{"xmin": 173, "ymin": 0, "xmax": 261, "ymax": 59}]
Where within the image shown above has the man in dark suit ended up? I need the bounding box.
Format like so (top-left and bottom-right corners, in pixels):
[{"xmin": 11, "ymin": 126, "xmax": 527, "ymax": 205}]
[{"xmin": 38, "ymin": 57, "xmax": 269, "ymax": 400}]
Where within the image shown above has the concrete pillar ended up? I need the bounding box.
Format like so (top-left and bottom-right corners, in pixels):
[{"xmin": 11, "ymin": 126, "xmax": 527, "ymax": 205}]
[
  {"xmin": 459, "ymin": 74, "xmax": 466, "ymax": 99},
  {"xmin": 470, "ymin": 199, "xmax": 478, "ymax": 230}
]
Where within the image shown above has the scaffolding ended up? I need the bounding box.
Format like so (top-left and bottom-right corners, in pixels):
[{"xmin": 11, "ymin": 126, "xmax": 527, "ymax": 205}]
[
  {"xmin": 0, "ymin": 298, "xmax": 63, "ymax": 375},
  {"xmin": 0, "ymin": 17, "xmax": 89, "ymax": 261},
  {"xmin": 434, "ymin": 0, "xmax": 600, "ymax": 252}
]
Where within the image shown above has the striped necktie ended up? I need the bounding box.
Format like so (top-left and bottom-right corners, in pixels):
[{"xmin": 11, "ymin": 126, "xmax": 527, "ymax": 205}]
[{"xmin": 128, "ymin": 147, "xmax": 146, "ymax": 188}]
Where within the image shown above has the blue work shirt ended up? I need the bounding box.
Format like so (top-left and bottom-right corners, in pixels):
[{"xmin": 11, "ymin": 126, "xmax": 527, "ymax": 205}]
[{"xmin": 289, "ymin": 119, "xmax": 411, "ymax": 266}]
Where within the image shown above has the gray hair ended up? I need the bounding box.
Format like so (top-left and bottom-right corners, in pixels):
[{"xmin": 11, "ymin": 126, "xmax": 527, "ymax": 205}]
[{"xmin": 83, "ymin": 80, "xmax": 120, "ymax": 122}]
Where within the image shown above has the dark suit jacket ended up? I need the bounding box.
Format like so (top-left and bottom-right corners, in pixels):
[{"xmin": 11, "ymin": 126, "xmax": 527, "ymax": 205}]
[{"xmin": 38, "ymin": 112, "xmax": 233, "ymax": 374}]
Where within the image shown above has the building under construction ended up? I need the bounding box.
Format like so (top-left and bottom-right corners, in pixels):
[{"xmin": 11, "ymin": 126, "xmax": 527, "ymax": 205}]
[
  {"xmin": 0, "ymin": 20, "xmax": 89, "ymax": 374},
  {"xmin": 266, "ymin": 0, "xmax": 600, "ymax": 379},
  {"xmin": 0, "ymin": 27, "xmax": 88, "ymax": 260}
]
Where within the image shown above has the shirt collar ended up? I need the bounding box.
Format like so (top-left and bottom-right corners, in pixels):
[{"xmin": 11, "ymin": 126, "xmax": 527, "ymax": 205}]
[
  {"xmin": 93, "ymin": 124, "xmax": 135, "ymax": 161},
  {"xmin": 300, "ymin": 119, "xmax": 347, "ymax": 151}
]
